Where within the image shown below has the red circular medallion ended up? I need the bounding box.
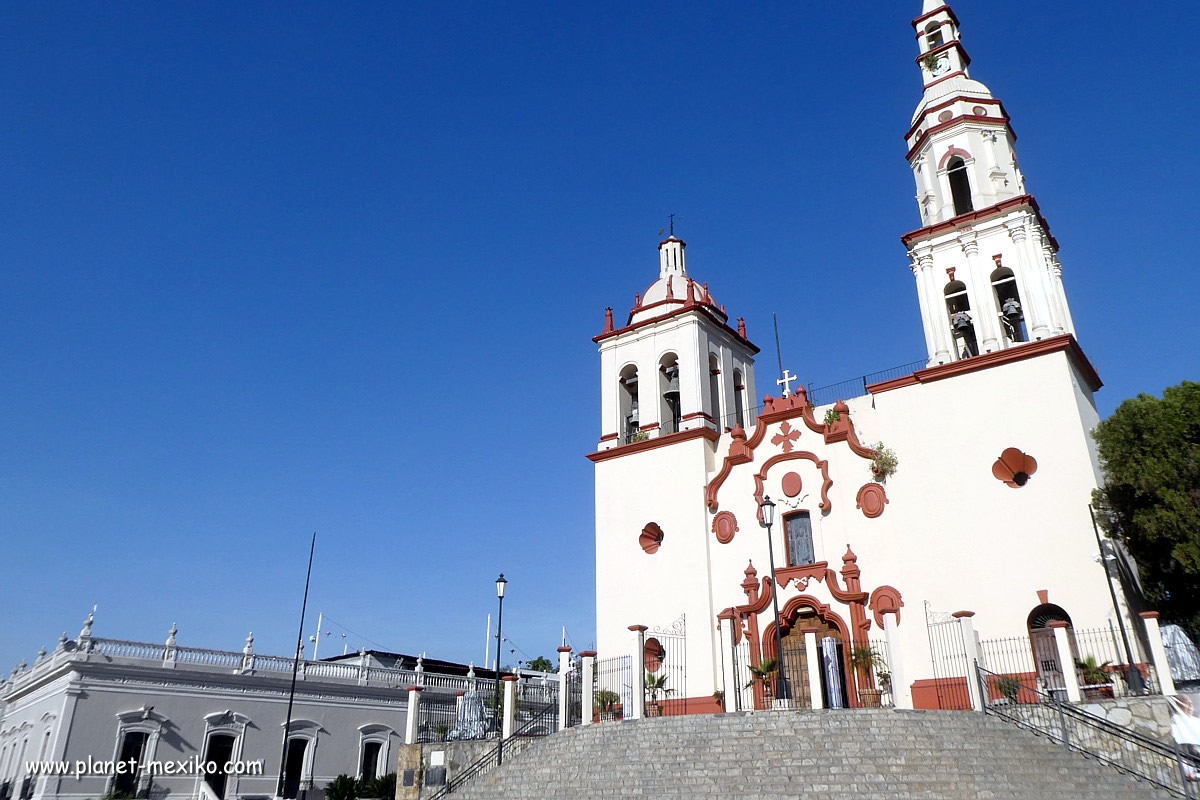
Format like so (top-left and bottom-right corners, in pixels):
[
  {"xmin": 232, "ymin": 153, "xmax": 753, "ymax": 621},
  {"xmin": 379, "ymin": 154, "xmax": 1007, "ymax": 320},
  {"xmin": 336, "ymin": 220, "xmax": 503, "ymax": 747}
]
[{"xmin": 781, "ymin": 472, "xmax": 803, "ymax": 498}]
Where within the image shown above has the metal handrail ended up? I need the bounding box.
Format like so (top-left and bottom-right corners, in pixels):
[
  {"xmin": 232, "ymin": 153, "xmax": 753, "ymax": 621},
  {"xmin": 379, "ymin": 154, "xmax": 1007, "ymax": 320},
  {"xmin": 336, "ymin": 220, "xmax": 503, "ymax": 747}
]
[
  {"xmin": 427, "ymin": 695, "xmax": 563, "ymax": 799},
  {"xmin": 976, "ymin": 664, "xmax": 1198, "ymax": 798}
]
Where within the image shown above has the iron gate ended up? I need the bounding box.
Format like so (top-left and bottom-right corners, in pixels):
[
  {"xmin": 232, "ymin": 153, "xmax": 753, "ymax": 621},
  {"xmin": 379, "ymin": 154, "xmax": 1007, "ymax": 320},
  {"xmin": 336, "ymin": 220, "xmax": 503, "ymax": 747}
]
[
  {"xmin": 647, "ymin": 615, "xmax": 688, "ymax": 716},
  {"xmin": 924, "ymin": 602, "xmax": 972, "ymax": 710},
  {"xmin": 593, "ymin": 654, "xmax": 632, "ymax": 721}
]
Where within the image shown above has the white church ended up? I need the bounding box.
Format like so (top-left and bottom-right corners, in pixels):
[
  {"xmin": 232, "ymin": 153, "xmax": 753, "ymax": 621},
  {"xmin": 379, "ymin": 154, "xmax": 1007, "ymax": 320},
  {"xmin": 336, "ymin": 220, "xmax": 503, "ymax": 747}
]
[{"xmin": 588, "ymin": 2, "xmax": 1159, "ymax": 713}]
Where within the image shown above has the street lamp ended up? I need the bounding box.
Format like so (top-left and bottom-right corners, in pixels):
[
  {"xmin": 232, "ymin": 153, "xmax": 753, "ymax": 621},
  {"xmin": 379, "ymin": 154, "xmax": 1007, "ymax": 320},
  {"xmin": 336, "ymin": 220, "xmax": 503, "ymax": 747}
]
[
  {"xmin": 1088, "ymin": 506, "xmax": 1146, "ymax": 694},
  {"xmin": 760, "ymin": 496, "xmax": 792, "ymax": 705},
  {"xmin": 493, "ymin": 574, "xmax": 508, "ymax": 743}
]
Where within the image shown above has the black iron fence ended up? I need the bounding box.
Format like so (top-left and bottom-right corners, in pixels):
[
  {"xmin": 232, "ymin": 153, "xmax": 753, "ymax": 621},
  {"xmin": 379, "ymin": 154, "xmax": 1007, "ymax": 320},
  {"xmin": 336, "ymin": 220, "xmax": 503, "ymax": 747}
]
[
  {"xmin": 806, "ymin": 359, "xmax": 926, "ymax": 407},
  {"xmin": 593, "ymin": 655, "xmax": 632, "ymax": 721},
  {"xmin": 977, "ymin": 664, "xmax": 1198, "ymax": 797},
  {"xmin": 980, "ymin": 625, "xmax": 1160, "ymax": 701},
  {"xmin": 416, "ymin": 693, "xmax": 461, "ymax": 743}
]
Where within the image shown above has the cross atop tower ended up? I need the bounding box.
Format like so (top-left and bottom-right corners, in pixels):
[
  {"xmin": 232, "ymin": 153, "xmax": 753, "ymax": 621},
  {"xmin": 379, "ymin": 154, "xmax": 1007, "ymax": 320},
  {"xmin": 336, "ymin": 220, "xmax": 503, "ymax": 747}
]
[{"xmin": 776, "ymin": 369, "xmax": 797, "ymax": 398}]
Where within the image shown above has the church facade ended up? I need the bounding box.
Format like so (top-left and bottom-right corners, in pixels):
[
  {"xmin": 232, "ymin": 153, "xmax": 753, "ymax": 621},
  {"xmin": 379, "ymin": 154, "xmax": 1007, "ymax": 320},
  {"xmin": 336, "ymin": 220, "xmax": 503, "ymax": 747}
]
[{"xmin": 589, "ymin": 2, "xmax": 1144, "ymax": 712}]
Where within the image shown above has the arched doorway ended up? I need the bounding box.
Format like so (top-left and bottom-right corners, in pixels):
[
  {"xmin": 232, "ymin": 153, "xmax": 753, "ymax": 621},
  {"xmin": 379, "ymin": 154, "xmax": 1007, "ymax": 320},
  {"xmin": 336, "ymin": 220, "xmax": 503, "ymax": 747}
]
[
  {"xmin": 1027, "ymin": 603, "xmax": 1075, "ymax": 693},
  {"xmin": 764, "ymin": 602, "xmax": 853, "ymax": 709}
]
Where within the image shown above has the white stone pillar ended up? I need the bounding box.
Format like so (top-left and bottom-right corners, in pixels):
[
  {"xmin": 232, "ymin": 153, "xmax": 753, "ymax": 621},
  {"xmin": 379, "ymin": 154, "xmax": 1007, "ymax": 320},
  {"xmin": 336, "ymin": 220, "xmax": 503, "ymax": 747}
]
[
  {"xmin": 909, "ymin": 253, "xmax": 937, "ymax": 365},
  {"xmin": 557, "ymin": 646, "xmax": 572, "ymax": 731},
  {"xmin": 918, "ymin": 251, "xmax": 952, "ymax": 363},
  {"xmin": 1006, "ymin": 220, "xmax": 1053, "ymax": 340},
  {"xmin": 579, "ymin": 651, "xmax": 596, "ymax": 725},
  {"xmin": 802, "ymin": 628, "xmax": 823, "ymax": 710},
  {"xmin": 883, "ymin": 614, "xmax": 912, "ymax": 710},
  {"xmin": 720, "ymin": 618, "xmax": 740, "ymax": 714},
  {"xmin": 1049, "ymin": 621, "xmax": 1082, "ymax": 703},
  {"xmin": 501, "ymin": 676, "xmax": 517, "ymax": 739},
  {"xmin": 404, "ymin": 686, "xmax": 422, "ymax": 744},
  {"xmin": 1140, "ymin": 612, "xmax": 1176, "ymax": 696},
  {"xmin": 958, "ymin": 234, "xmax": 1000, "ymax": 353},
  {"xmin": 628, "ymin": 625, "xmax": 647, "ymax": 720},
  {"xmin": 953, "ymin": 611, "xmax": 983, "ymax": 711}
]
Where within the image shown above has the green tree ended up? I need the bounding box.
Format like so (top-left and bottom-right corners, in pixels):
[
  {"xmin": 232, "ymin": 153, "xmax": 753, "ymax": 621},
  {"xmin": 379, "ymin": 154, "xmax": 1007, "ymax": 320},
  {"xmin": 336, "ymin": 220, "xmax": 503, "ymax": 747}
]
[
  {"xmin": 526, "ymin": 656, "xmax": 554, "ymax": 673},
  {"xmin": 1092, "ymin": 381, "xmax": 1200, "ymax": 638}
]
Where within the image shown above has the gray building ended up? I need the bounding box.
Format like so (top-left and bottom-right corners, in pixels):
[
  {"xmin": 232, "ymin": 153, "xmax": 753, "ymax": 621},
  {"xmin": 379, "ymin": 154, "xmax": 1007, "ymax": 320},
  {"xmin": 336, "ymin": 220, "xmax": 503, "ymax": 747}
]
[{"xmin": 0, "ymin": 613, "xmax": 484, "ymax": 800}]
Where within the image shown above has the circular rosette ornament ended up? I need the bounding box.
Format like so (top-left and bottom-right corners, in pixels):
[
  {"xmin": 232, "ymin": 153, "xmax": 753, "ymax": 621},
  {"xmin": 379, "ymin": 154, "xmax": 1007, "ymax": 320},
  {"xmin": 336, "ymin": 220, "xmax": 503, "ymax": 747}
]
[{"xmin": 992, "ymin": 447, "xmax": 1037, "ymax": 488}]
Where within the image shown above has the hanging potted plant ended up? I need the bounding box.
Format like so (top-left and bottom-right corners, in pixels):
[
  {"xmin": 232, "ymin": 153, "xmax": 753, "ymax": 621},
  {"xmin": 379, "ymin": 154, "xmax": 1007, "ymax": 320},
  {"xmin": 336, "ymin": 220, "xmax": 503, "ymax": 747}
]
[
  {"xmin": 870, "ymin": 442, "xmax": 899, "ymax": 481},
  {"xmin": 593, "ymin": 688, "xmax": 622, "ymax": 722},
  {"xmin": 848, "ymin": 645, "xmax": 887, "ymax": 708},
  {"xmin": 645, "ymin": 672, "xmax": 672, "ymax": 717}
]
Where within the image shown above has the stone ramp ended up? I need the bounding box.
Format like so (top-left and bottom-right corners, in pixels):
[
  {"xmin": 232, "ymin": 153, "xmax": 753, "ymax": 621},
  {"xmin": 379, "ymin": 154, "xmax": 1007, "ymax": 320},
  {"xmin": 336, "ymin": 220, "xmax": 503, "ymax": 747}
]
[{"xmin": 449, "ymin": 709, "xmax": 1180, "ymax": 799}]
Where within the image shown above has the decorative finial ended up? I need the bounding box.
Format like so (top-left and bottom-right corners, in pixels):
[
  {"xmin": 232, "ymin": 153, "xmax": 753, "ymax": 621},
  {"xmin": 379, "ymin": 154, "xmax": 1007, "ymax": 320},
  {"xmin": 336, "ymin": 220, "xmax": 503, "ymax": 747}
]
[
  {"xmin": 79, "ymin": 605, "xmax": 96, "ymax": 640},
  {"xmin": 737, "ymin": 317, "xmax": 747, "ymax": 338},
  {"xmin": 36, "ymin": 646, "xmax": 46, "ymax": 662},
  {"xmin": 602, "ymin": 307, "xmax": 614, "ymax": 334},
  {"xmin": 166, "ymin": 623, "xmax": 178, "ymax": 647},
  {"xmin": 244, "ymin": 633, "xmax": 255, "ymax": 654}
]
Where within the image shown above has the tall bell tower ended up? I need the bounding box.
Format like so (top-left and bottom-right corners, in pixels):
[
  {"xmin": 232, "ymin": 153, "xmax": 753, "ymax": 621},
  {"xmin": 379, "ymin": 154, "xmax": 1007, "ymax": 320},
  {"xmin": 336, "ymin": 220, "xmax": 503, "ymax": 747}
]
[{"xmin": 905, "ymin": 1, "xmax": 1077, "ymax": 365}]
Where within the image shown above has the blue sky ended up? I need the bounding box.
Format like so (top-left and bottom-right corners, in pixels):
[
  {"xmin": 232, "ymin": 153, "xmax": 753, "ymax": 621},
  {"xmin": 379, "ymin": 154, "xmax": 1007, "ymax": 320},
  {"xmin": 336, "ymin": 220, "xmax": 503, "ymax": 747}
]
[{"xmin": 3, "ymin": 1, "xmax": 1198, "ymax": 673}]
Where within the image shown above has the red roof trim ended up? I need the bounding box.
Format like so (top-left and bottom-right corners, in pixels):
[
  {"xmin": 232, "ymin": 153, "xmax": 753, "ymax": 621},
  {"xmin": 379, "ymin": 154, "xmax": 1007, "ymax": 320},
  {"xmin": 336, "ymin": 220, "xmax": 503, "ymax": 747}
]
[
  {"xmin": 900, "ymin": 194, "xmax": 1058, "ymax": 251},
  {"xmin": 913, "ymin": 5, "xmax": 960, "ymax": 28},
  {"xmin": 866, "ymin": 335, "xmax": 1102, "ymax": 395},
  {"xmin": 586, "ymin": 427, "xmax": 719, "ymax": 463},
  {"xmin": 906, "ymin": 96, "xmax": 1007, "ymax": 141},
  {"xmin": 906, "ymin": 114, "xmax": 1015, "ymax": 161},
  {"xmin": 595, "ymin": 305, "xmax": 760, "ymax": 353},
  {"xmin": 914, "ymin": 40, "xmax": 971, "ymax": 70}
]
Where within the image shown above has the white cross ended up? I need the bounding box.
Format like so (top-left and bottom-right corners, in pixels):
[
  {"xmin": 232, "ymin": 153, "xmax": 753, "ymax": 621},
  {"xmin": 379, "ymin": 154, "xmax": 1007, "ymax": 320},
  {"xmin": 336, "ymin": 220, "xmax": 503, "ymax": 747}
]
[{"xmin": 777, "ymin": 369, "xmax": 797, "ymax": 397}]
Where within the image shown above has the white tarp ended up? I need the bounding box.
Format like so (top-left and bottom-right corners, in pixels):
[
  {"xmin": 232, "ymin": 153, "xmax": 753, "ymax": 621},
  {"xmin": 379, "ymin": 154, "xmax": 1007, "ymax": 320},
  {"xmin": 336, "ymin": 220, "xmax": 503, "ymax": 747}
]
[{"xmin": 1163, "ymin": 624, "xmax": 1200, "ymax": 682}]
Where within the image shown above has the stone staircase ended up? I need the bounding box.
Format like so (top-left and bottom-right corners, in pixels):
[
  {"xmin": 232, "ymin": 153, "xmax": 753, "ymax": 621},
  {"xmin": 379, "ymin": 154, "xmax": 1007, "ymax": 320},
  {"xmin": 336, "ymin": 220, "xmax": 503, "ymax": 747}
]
[{"xmin": 448, "ymin": 709, "xmax": 1179, "ymax": 799}]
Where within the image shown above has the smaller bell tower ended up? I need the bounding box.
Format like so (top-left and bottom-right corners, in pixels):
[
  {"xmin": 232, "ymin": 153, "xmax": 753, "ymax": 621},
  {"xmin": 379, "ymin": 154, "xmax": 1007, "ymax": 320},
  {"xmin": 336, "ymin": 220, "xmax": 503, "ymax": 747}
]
[
  {"xmin": 904, "ymin": 1, "xmax": 1076, "ymax": 365},
  {"xmin": 591, "ymin": 236, "xmax": 759, "ymax": 452}
]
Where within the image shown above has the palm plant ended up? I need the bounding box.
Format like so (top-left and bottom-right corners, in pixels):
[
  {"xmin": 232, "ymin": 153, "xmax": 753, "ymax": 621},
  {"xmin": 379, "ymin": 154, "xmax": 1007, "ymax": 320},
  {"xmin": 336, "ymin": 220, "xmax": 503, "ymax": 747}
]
[
  {"xmin": 745, "ymin": 658, "xmax": 778, "ymax": 688},
  {"xmin": 1075, "ymin": 655, "xmax": 1113, "ymax": 685}
]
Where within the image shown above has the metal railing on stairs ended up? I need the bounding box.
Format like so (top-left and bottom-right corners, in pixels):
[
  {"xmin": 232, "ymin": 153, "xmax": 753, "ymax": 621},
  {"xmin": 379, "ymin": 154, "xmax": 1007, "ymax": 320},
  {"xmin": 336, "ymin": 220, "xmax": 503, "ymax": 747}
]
[
  {"xmin": 426, "ymin": 693, "xmax": 566, "ymax": 798},
  {"xmin": 976, "ymin": 664, "xmax": 1199, "ymax": 798}
]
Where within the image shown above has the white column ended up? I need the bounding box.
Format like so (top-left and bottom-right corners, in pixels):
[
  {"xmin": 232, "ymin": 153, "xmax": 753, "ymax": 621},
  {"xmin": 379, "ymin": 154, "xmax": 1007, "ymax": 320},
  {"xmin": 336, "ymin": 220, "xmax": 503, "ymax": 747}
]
[
  {"xmin": 629, "ymin": 625, "xmax": 646, "ymax": 720},
  {"xmin": 918, "ymin": 251, "xmax": 952, "ymax": 363},
  {"xmin": 579, "ymin": 651, "xmax": 596, "ymax": 726},
  {"xmin": 404, "ymin": 686, "xmax": 422, "ymax": 744},
  {"xmin": 720, "ymin": 618, "xmax": 739, "ymax": 714},
  {"xmin": 1007, "ymin": 220, "xmax": 1053, "ymax": 340},
  {"xmin": 1140, "ymin": 613, "xmax": 1176, "ymax": 696},
  {"xmin": 501, "ymin": 677, "xmax": 517, "ymax": 738},
  {"xmin": 953, "ymin": 611, "xmax": 982, "ymax": 711},
  {"xmin": 557, "ymin": 646, "xmax": 572, "ymax": 731},
  {"xmin": 909, "ymin": 253, "xmax": 937, "ymax": 365},
  {"xmin": 1050, "ymin": 622, "xmax": 1082, "ymax": 702},
  {"xmin": 803, "ymin": 628, "xmax": 823, "ymax": 710},
  {"xmin": 959, "ymin": 234, "xmax": 1000, "ymax": 353},
  {"xmin": 883, "ymin": 614, "xmax": 911, "ymax": 710}
]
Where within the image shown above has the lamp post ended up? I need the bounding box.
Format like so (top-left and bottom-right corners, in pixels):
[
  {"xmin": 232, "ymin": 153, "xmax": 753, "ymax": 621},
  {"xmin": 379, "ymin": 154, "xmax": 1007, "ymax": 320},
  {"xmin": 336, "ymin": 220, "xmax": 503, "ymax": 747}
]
[
  {"xmin": 493, "ymin": 574, "xmax": 508, "ymax": 751},
  {"xmin": 1088, "ymin": 506, "xmax": 1146, "ymax": 694},
  {"xmin": 760, "ymin": 496, "xmax": 792, "ymax": 705}
]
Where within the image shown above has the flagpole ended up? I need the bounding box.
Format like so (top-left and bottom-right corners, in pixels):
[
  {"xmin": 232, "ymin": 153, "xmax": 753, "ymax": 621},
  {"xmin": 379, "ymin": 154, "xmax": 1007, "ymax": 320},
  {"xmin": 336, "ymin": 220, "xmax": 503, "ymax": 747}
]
[{"xmin": 277, "ymin": 532, "xmax": 316, "ymax": 799}]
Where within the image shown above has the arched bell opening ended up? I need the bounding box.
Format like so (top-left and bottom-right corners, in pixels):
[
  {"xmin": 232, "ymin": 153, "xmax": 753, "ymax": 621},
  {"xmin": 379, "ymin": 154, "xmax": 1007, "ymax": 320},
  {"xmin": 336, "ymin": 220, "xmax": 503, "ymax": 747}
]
[
  {"xmin": 946, "ymin": 156, "xmax": 974, "ymax": 216},
  {"xmin": 732, "ymin": 368, "xmax": 747, "ymax": 430},
  {"xmin": 944, "ymin": 279, "xmax": 979, "ymax": 358},
  {"xmin": 618, "ymin": 364, "xmax": 640, "ymax": 443},
  {"xmin": 659, "ymin": 353, "xmax": 681, "ymax": 435},
  {"xmin": 925, "ymin": 21, "xmax": 944, "ymax": 50},
  {"xmin": 991, "ymin": 266, "xmax": 1028, "ymax": 343},
  {"xmin": 708, "ymin": 353, "xmax": 722, "ymax": 431}
]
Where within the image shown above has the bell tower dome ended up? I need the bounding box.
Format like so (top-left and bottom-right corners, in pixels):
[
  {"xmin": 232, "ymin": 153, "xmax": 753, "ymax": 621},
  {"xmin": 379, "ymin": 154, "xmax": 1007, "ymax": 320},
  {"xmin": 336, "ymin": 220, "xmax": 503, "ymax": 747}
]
[{"xmin": 903, "ymin": 2, "xmax": 1077, "ymax": 365}]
